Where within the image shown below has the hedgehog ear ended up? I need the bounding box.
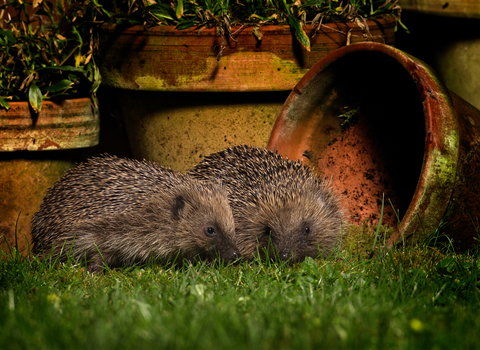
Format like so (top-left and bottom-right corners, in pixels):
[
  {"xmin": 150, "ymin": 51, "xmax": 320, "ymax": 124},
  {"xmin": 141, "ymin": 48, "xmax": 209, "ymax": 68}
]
[{"xmin": 173, "ymin": 195, "xmax": 186, "ymax": 220}]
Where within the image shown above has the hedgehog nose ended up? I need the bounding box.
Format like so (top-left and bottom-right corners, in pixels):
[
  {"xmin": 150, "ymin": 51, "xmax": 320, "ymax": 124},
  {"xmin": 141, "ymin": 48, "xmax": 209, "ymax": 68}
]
[
  {"xmin": 281, "ymin": 249, "xmax": 290, "ymax": 261},
  {"xmin": 230, "ymin": 250, "xmax": 240, "ymax": 262}
]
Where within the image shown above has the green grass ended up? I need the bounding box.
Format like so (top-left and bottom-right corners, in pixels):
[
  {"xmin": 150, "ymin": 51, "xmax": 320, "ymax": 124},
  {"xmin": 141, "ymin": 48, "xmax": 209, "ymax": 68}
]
[{"xmin": 1, "ymin": 234, "xmax": 479, "ymax": 350}]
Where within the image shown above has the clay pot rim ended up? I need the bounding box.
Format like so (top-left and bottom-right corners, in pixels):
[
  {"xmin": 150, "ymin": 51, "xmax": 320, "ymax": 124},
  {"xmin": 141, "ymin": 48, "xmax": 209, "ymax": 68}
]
[
  {"xmin": 0, "ymin": 96, "xmax": 99, "ymax": 151},
  {"xmin": 98, "ymin": 16, "xmax": 396, "ymax": 92},
  {"xmin": 268, "ymin": 42, "xmax": 460, "ymax": 246},
  {"xmin": 100, "ymin": 16, "xmax": 397, "ymax": 35},
  {"xmin": 1, "ymin": 96, "xmax": 95, "ymax": 110}
]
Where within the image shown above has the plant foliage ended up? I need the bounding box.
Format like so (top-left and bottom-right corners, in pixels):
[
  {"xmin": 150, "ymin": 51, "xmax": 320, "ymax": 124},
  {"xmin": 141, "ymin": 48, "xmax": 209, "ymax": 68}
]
[
  {"xmin": 103, "ymin": 0, "xmax": 404, "ymax": 52},
  {"xmin": 0, "ymin": 0, "xmax": 403, "ymax": 109},
  {"xmin": 0, "ymin": 0, "xmax": 109, "ymax": 110}
]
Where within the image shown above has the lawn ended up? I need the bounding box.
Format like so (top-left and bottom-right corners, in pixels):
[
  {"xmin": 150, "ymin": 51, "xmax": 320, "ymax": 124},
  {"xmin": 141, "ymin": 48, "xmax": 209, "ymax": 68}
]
[{"xmin": 1, "ymin": 229, "xmax": 479, "ymax": 350}]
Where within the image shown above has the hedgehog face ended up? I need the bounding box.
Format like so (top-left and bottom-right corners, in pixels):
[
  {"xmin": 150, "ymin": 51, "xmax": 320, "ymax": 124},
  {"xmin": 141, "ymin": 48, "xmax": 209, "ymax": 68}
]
[
  {"xmin": 174, "ymin": 189, "xmax": 240, "ymax": 263},
  {"xmin": 236, "ymin": 186, "xmax": 343, "ymax": 262},
  {"xmin": 198, "ymin": 221, "xmax": 240, "ymax": 263},
  {"xmin": 252, "ymin": 207, "xmax": 320, "ymax": 263}
]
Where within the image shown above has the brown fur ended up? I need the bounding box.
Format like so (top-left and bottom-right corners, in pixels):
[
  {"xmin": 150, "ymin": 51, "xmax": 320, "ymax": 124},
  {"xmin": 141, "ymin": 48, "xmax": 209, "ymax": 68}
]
[
  {"xmin": 32, "ymin": 155, "xmax": 239, "ymax": 273},
  {"xmin": 188, "ymin": 145, "xmax": 344, "ymax": 261}
]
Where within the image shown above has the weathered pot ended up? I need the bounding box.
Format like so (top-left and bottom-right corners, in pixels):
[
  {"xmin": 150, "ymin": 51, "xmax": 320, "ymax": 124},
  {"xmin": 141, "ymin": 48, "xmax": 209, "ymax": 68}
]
[
  {"xmin": 399, "ymin": 0, "xmax": 480, "ymax": 18},
  {"xmin": 0, "ymin": 97, "xmax": 99, "ymax": 257},
  {"xmin": 397, "ymin": 2, "xmax": 480, "ymax": 110},
  {"xmin": 267, "ymin": 42, "xmax": 480, "ymax": 250},
  {"xmin": 99, "ymin": 18, "xmax": 396, "ymax": 171},
  {"xmin": 0, "ymin": 97, "xmax": 99, "ymax": 151}
]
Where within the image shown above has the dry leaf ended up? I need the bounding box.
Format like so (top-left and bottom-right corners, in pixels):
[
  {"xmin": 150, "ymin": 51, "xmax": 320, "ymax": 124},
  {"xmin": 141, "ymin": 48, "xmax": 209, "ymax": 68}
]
[
  {"xmin": 33, "ymin": 0, "xmax": 43, "ymax": 9},
  {"xmin": 252, "ymin": 26, "xmax": 263, "ymax": 41},
  {"xmin": 346, "ymin": 28, "xmax": 352, "ymax": 45}
]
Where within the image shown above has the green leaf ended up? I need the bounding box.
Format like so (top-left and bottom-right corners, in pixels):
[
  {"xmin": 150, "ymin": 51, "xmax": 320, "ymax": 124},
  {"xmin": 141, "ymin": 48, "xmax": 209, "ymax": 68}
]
[
  {"xmin": 175, "ymin": 19, "xmax": 196, "ymax": 30},
  {"xmin": 437, "ymin": 257, "xmax": 457, "ymax": 274},
  {"xmin": 55, "ymin": 0, "xmax": 66, "ymax": 16},
  {"xmin": 278, "ymin": 0, "xmax": 292, "ymax": 15},
  {"xmin": 288, "ymin": 15, "xmax": 310, "ymax": 52},
  {"xmin": 147, "ymin": 4, "xmax": 175, "ymax": 21},
  {"xmin": 36, "ymin": 65, "xmax": 87, "ymax": 74},
  {"xmin": 71, "ymin": 26, "xmax": 83, "ymax": 46},
  {"xmin": 28, "ymin": 84, "xmax": 43, "ymax": 113},
  {"xmin": 0, "ymin": 29, "xmax": 16, "ymax": 43},
  {"xmin": 99, "ymin": 8, "xmax": 115, "ymax": 18},
  {"xmin": 91, "ymin": 66, "xmax": 102, "ymax": 94},
  {"xmin": 301, "ymin": 0, "xmax": 326, "ymax": 8},
  {"xmin": 0, "ymin": 96, "xmax": 10, "ymax": 110},
  {"xmin": 44, "ymin": 79, "xmax": 73, "ymax": 93},
  {"xmin": 176, "ymin": 0, "xmax": 184, "ymax": 19},
  {"xmin": 396, "ymin": 19, "xmax": 410, "ymax": 34}
]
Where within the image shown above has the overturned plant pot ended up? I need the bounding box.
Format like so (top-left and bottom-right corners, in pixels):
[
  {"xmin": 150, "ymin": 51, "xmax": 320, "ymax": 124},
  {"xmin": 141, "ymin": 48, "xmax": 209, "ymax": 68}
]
[
  {"xmin": 0, "ymin": 97, "xmax": 99, "ymax": 256},
  {"xmin": 267, "ymin": 42, "xmax": 480, "ymax": 250},
  {"xmin": 98, "ymin": 18, "xmax": 396, "ymax": 172}
]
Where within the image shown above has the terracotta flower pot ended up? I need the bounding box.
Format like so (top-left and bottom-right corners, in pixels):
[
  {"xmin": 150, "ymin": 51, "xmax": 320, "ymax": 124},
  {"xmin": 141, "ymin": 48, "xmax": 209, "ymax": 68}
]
[
  {"xmin": 0, "ymin": 97, "xmax": 99, "ymax": 151},
  {"xmin": 98, "ymin": 18, "xmax": 396, "ymax": 171},
  {"xmin": 267, "ymin": 42, "xmax": 480, "ymax": 250},
  {"xmin": 396, "ymin": 2, "xmax": 480, "ymax": 110},
  {"xmin": 0, "ymin": 97, "xmax": 99, "ymax": 257},
  {"xmin": 399, "ymin": 0, "xmax": 480, "ymax": 18}
]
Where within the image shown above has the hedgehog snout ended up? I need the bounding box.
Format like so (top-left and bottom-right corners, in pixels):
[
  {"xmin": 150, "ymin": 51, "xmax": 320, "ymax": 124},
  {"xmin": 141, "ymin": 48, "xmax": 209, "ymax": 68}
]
[
  {"xmin": 230, "ymin": 250, "xmax": 241, "ymax": 262},
  {"xmin": 216, "ymin": 239, "xmax": 241, "ymax": 262},
  {"xmin": 278, "ymin": 244, "xmax": 306, "ymax": 263},
  {"xmin": 220, "ymin": 245, "xmax": 241, "ymax": 263},
  {"xmin": 281, "ymin": 248, "xmax": 291, "ymax": 261}
]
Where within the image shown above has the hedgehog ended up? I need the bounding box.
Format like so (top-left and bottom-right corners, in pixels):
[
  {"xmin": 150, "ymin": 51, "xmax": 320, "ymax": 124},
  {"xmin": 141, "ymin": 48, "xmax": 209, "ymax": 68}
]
[
  {"xmin": 188, "ymin": 145, "xmax": 344, "ymax": 262},
  {"xmin": 31, "ymin": 155, "xmax": 239, "ymax": 273}
]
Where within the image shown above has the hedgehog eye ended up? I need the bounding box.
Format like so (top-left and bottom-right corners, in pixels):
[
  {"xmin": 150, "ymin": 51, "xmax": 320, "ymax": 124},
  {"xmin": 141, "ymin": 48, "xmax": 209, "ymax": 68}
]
[
  {"xmin": 304, "ymin": 227, "xmax": 311, "ymax": 234},
  {"xmin": 205, "ymin": 227, "xmax": 217, "ymax": 237},
  {"xmin": 263, "ymin": 227, "xmax": 273, "ymax": 237}
]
